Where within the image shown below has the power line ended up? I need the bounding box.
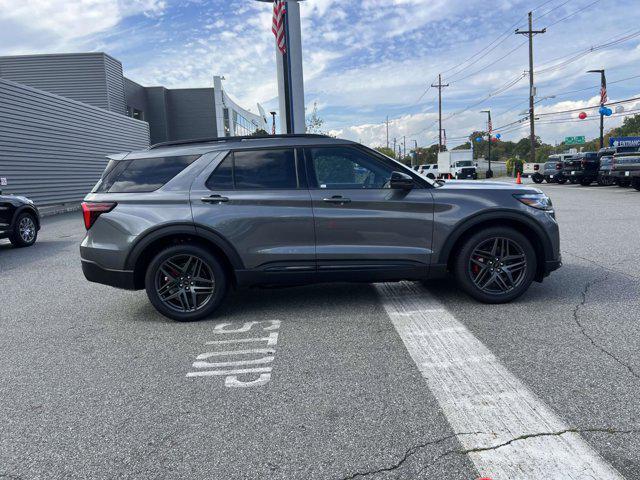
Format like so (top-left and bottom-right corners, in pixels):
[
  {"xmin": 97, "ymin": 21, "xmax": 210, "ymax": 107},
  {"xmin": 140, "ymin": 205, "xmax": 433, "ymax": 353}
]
[
  {"xmin": 544, "ymin": 0, "xmax": 602, "ymax": 29},
  {"xmin": 448, "ymin": 41, "xmax": 527, "ymax": 85}
]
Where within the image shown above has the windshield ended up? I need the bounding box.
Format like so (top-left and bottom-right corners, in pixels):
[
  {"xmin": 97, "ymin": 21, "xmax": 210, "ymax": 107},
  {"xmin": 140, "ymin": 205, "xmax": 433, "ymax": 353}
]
[{"xmin": 456, "ymin": 161, "xmax": 473, "ymax": 167}]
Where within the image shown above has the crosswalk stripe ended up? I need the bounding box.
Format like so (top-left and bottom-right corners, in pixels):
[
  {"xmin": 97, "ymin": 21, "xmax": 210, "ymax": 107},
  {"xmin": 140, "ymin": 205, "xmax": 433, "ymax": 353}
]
[{"xmin": 376, "ymin": 282, "xmax": 623, "ymax": 479}]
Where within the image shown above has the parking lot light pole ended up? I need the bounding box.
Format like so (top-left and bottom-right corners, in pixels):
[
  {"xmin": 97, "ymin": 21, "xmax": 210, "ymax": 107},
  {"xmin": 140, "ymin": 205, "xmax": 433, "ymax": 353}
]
[{"xmin": 588, "ymin": 69, "xmax": 606, "ymax": 149}]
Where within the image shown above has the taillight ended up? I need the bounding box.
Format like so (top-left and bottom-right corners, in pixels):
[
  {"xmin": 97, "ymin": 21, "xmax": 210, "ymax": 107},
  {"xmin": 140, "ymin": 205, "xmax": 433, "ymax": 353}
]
[
  {"xmin": 556, "ymin": 163, "xmax": 562, "ymax": 170},
  {"xmin": 534, "ymin": 164, "xmax": 539, "ymax": 171},
  {"xmin": 581, "ymin": 159, "xmax": 587, "ymax": 167},
  {"xmin": 82, "ymin": 202, "xmax": 116, "ymax": 230}
]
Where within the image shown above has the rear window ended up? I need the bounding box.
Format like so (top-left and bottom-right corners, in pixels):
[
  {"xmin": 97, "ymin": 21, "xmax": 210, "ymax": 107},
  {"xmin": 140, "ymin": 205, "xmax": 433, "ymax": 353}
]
[{"xmin": 94, "ymin": 155, "xmax": 199, "ymax": 193}]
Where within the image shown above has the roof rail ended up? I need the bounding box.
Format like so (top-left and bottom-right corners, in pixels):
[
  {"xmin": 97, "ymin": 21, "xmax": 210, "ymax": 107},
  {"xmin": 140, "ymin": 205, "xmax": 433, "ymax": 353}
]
[{"xmin": 148, "ymin": 133, "xmax": 331, "ymax": 150}]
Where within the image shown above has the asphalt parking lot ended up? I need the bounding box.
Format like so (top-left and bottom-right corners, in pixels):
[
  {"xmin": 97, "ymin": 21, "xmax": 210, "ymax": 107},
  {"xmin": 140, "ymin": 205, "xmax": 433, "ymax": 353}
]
[{"xmin": 1, "ymin": 181, "xmax": 639, "ymax": 479}]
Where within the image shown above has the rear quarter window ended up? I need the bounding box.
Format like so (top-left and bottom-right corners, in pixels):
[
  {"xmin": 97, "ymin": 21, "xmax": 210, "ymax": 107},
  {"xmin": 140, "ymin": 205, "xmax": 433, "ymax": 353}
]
[{"xmin": 94, "ymin": 155, "xmax": 200, "ymax": 193}]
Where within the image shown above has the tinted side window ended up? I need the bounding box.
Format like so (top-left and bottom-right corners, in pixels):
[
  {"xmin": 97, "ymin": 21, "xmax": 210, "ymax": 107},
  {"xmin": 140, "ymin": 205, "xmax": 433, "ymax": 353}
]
[
  {"xmin": 308, "ymin": 147, "xmax": 395, "ymax": 189},
  {"xmin": 206, "ymin": 155, "xmax": 233, "ymax": 190},
  {"xmin": 234, "ymin": 149, "xmax": 297, "ymax": 189},
  {"xmin": 96, "ymin": 155, "xmax": 199, "ymax": 193}
]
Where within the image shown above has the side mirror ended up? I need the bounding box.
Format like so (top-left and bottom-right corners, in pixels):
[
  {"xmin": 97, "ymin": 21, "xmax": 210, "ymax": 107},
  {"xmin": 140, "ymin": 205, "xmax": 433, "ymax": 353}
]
[{"xmin": 390, "ymin": 171, "xmax": 414, "ymax": 190}]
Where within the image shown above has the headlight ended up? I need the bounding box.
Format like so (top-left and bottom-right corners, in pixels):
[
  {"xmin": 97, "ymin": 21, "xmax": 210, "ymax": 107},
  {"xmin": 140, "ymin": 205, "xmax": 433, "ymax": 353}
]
[{"xmin": 513, "ymin": 193, "xmax": 553, "ymax": 211}]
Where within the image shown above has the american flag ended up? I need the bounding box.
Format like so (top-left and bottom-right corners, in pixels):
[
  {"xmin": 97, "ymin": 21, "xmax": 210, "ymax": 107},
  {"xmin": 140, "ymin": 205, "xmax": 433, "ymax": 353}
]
[
  {"xmin": 488, "ymin": 118, "xmax": 493, "ymax": 134},
  {"xmin": 272, "ymin": 0, "xmax": 287, "ymax": 55},
  {"xmin": 600, "ymin": 78, "xmax": 608, "ymax": 105}
]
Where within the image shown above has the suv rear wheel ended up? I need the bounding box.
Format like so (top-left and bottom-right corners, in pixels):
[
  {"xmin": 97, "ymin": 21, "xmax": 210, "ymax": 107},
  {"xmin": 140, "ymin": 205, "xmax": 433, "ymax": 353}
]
[
  {"xmin": 145, "ymin": 244, "xmax": 227, "ymax": 321},
  {"xmin": 453, "ymin": 227, "xmax": 537, "ymax": 304},
  {"xmin": 9, "ymin": 212, "xmax": 37, "ymax": 247}
]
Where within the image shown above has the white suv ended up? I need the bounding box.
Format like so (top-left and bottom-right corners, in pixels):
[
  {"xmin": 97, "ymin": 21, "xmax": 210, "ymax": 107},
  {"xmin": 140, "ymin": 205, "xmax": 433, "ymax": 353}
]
[{"xmin": 418, "ymin": 164, "xmax": 438, "ymax": 178}]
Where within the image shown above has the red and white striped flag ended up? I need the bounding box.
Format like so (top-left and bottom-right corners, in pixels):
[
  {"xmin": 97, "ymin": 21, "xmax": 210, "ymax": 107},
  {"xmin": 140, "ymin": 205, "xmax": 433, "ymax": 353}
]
[
  {"xmin": 272, "ymin": 0, "xmax": 287, "ymax": 55},
  {"xmin": 600, "ymin": 79, "xmax": 608, "ymax": 105}
]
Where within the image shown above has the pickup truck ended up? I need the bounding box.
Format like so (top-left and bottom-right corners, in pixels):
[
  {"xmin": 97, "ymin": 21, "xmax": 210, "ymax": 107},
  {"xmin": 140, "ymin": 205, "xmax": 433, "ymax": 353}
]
[
  {"xmin": 562, "ymin": 152, "xmax": 600, "ymax": 186},
  {"xmin": 522, "ymin": 162, "xmax": 544, "ymax": 183},
  {"xmin": 610, "ymin": 153, "xmax": 640, "ymax": 189},
  {"xmin": 597, "ymin": 156, "xmax": 615, "ymax": 186}
]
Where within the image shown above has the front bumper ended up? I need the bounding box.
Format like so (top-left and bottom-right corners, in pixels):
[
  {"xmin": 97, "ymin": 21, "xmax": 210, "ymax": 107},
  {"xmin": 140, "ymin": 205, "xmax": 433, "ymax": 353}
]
[
  {"xmin": 81, "ymin": 259, "xmax": 136, "ymax": 290},
  {"xmin": 544, "ymin": 256, "xmax": 562, "ymax": 276}
]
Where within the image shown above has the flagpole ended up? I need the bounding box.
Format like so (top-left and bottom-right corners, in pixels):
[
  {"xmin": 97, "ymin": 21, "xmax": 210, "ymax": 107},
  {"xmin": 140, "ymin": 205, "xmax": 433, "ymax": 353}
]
[{"xmin": 257, "ymin": 0, "xmax": 306, "ymax": 134}]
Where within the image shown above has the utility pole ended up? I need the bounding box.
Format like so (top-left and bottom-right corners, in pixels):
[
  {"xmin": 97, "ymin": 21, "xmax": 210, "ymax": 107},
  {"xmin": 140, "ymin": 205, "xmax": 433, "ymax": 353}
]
[
  {"xmin": 403, "ymin": 136, "xmax": 406, "ymax": 160},
  {"xmin": 413, "ymin": 139, "xmax": 418, "ymax": 167},
  {"xmin": 393, "ymin": 137, "xmax": 397, "ymax": 159},
  {"xmin": 516, "ymin": 11, "xmax": 545, "ymax": 165},
  {"xmin": 386, "ymin": 116, "xmax": 390, "ymax": 149},
  {"xmin": 481, "ymin": 110, "xmax": 493, "ymax": 178},
  {"xmin": 588, "ymin": 69, "xmax": 606, "ymax": 149},
  {"xmin": 431, "ymin": 74, "xmax": 449, "ymax": 152}
]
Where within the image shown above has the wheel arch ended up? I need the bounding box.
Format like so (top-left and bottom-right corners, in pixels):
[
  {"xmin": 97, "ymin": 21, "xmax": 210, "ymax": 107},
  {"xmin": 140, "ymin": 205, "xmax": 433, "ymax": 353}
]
[
  {"xmin": 439, "ymin": 211, "xmax": 553, "ymax": 282},
  {"xmin": 11, "ymin": 205, "xmax": 40, "ymax": 230},
  {"xmin": 125, "ymin": 224, "xmax": 244, "ymax": 290}
]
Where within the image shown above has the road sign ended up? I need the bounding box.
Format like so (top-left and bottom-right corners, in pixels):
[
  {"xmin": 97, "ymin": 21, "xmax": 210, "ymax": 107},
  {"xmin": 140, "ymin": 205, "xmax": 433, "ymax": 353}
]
[{"xmin": 565, "ymin": 136, "xmax": 585, "ymax": 145}]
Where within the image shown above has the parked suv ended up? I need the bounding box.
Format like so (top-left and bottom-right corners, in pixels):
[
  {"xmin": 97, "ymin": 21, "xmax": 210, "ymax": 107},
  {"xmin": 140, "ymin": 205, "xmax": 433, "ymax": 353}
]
[
  {"xmin": 418, "ymin": 164, "xmax": 438, "ymax": 179},
  {"xmin": 80, "ymin": 135, "xmax": 561, "ymax": 321},
  {"xmin": 542, "ymin": 159, "xmax": 564, "ymax": 183},
  {"xmin": 611, "ymin": 153, "xmax": 640, "ymax": 189},
  {"xmin": 562, "ymin": 152, "xmax": 600, "ymax": 186},
  {"xmin": 0, "ymin": 190, "xmax": 40, "ymax": 247},
  {"xmin": 598, "ymin": 156, "xmax": 615, "ymax": 186}
]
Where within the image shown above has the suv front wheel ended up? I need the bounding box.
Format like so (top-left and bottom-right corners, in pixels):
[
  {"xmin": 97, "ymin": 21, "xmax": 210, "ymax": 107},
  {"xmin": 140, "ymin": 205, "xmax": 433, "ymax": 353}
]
[
  {"xmin": 145, "ymin": 244, "xmax": 227, "ymax": 321},
  {"xmin": 453, "ymin": 227, "xmax": 537, "ymax": 304}
]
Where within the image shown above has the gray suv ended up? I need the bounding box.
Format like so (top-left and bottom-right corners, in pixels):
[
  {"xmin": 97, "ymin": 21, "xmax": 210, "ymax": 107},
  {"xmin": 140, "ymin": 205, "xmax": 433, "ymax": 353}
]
[{"xmin": 80, "ymin": 135, "xmax": 561, "ymax": 321}]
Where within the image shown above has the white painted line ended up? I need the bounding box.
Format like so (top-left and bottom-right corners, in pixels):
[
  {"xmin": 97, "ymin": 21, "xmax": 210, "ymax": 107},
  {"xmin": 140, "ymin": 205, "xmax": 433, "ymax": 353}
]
[
  {"xmin": 205, "ymin": 332, "xmax": 279, "ymax": 346},
  {"xmin": 195, "ymin": 348, "xmax": 276, "ymax": 357},
  {"xmin": 192, "ymin": 356, "xmax": 275, "ymax": 369},
  {"xmin": 186, "ymin": 367, "xmax": 272, "ymax": 378},
  {"xmin": 376, "ymin": 282, "xmax": 623, "ymax": 479}
]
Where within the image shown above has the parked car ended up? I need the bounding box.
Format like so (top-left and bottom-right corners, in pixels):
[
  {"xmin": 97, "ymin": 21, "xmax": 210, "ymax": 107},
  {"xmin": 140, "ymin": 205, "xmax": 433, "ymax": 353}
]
[
  {"xmin": 562, "ymin": 152, "xmax": 600, "ymax": 186},
  {"xmin": 543, "ymin": 159, "xmax": 564, "ymax": 183},
  {"xmin": 610, "ymin": 152, "xmax": 640, "ymax": 189},
  {"xmin": 0, "ymin": 190, "xmax": 40, "ymax": 247},
  {"xmin": 80, "ymin": 134, "xmax": 561, "ymax": 321},
  {"xmin": 418, "ymin": 164, "xmax": 438, "ymax": 179},
  {"xmin": 522, "ymin": 162, "xmax": 544, "ymax": 183},
  {"xmin": 597, "ymin": 156, "xmax": 615, "ymax": 186}
]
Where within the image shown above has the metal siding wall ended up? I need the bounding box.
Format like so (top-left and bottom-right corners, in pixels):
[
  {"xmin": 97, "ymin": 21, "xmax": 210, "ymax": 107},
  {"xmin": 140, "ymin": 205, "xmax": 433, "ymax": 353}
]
[
  {"xmin": 145, "ymin": 87, "xmax": 171, "ymax": 145},
  {"xmin": 123, "ymin": 77, "xmax": 148, "ymax": 115},
  {"xmin": 104, "ymin": 55, "xmax": 127, "ymax": 115},
  {"xmin": 0, "ymin": 79, "xmax": 149, "ymax": 206},
  {"xmin": 167, "ymin": 88, "xmax": 217, "ymax": 141}
]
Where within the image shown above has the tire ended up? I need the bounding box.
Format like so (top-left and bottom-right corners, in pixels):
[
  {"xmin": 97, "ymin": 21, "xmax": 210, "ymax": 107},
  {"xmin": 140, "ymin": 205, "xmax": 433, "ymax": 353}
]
[
  {"xmin": 618, "ymin": 180, "xmax": 631, "ymax": 188},
  {"xmin": 427, "ymin": 173, "xmax": 435, "ymax": 180},
  {"xmin": 557, "ymin": 177, "xmax": 567, "ymax": 184},
  {"xmin": 8, "ymin": 212, "xmax": 38, "ymax": 247},
  {"xmin": 633, "ymin": 179, "xmax": 640, "ymax": 191},
  {"xmin": 580, "ymin": 177, "xmax": 592, "ymax": 186},
  {"xmin": 569, "ymin": 178, "xmax": 577, "ymax": 184},
  {"xmin": 145, "ymin": 244, "xmax": 228, "ymax": 322},
  {"xmin": 532, "ymin": 174, "xmax": 544, "ymax": 184},
  {"xmin": 453, "ymin": 227, "xmax": 537, "ymax": 304}
]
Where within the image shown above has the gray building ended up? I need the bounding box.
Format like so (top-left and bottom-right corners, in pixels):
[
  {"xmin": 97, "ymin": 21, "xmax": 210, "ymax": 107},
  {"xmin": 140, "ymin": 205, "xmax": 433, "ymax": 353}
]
[{"xmin": 0, "ymin": 52, "xmax": 267, "ymax": 207}]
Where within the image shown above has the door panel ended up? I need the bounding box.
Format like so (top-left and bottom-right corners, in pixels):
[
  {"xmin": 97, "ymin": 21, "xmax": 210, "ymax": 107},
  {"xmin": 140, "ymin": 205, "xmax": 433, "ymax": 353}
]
[
  {"xmin": 0, "ymin": 196, "xmax": 15, "ymax": 234},
  {"xmin": 305, "ymin": 146, "xmax": 434, "ymax": 275},
  {"xmin": 190, "ymin": 150, "xmax": 315, "ymax": 271}
]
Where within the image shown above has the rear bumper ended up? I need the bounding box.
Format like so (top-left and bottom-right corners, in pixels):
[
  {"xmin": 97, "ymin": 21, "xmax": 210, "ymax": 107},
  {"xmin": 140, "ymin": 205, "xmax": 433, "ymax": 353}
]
[{"xmin": 81, "ymin": 259, "xmax": 136, "ymax": 290}]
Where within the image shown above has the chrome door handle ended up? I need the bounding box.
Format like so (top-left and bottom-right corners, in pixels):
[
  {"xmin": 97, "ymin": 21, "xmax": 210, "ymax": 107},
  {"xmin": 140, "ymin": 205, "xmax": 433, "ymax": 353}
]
[
  {"xmin": 201, "ymin": 195, "xmax": 229, "ymax": 204},
  {"xmin": 322, "ymin": 196, "xmax": 351, "ymax": 204}
]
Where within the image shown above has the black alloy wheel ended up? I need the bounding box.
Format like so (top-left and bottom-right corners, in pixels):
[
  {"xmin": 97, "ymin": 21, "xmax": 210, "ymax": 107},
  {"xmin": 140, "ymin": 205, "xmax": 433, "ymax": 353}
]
[
  {"xmin": 532, "ymin": 174, "xmax": 544, "ymax": 184},
  {"xmin": 454, "ymin": 227, "xmax": 536, "ymax": 303},
  {"xmin": 145, "ymin": 244, "xmax": 227, "ymax": 321},
  {"xmin": 9, "ymin": 212, "xmax": 37, "ymax": 247}
]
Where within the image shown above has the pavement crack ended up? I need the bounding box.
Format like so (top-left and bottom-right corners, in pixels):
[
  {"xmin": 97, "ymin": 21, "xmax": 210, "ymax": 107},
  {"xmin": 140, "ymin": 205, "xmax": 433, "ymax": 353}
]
[
  {"xmin": 338, "ymin": 431, "xmax": 482, "ymax": 480},
  {"xmin": 572, "ymin": 273, "xmax": 640, "ymax": 381},
  {"xmin": 564, "ymin": 251, "xmax": 639, "ymax": 280},
  {"xmin": 416, "ymin": 427, "xmax": 639, "ymax": 476}
]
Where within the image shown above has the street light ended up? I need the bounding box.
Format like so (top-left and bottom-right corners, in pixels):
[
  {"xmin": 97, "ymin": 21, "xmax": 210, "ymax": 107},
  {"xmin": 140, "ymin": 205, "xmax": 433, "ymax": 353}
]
[
  {"xmin": 269, "ymin": 111, "xmax": 277, "ymax": 135},
  {"xmin": 587, "ymin": 69, "xmax": 606, "ymax": 149},
  {"xmin": 481, "ymin": 110, "xmax": 493, "ymax": 178}
]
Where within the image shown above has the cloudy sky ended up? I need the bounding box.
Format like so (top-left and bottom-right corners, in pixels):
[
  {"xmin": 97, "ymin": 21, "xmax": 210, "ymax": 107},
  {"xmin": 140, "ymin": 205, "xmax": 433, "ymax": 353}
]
[{"xmin": 1, "ymin": 0, "xmax": 640, "ymax": 148}]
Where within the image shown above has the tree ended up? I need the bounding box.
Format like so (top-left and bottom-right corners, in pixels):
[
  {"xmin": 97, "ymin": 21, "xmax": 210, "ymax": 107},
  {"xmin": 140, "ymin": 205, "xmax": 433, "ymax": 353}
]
[
  {"xmin": 306, "ymin": 102, "xmax": 326, "ymax": 134},
  {"xmin": 251, "ymin": 128, "xmax": 269, "ymax": 137},
  {"xmin": 375, "ymin": 146, "xmax": 396, "ymax": 159}
]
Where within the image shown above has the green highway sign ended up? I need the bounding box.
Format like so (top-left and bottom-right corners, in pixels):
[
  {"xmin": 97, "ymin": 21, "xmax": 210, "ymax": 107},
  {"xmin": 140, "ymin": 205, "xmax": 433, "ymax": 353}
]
[{"xmin": 565, "ymin": 136, "xmax": 585, "ymax": 145}]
